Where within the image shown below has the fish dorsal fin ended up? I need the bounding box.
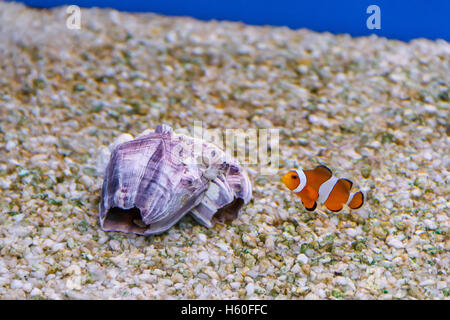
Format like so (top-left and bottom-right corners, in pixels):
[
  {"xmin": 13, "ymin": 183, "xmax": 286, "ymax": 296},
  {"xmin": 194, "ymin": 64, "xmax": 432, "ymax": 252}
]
[
  {"xmin": 315, "ymin": 165, "xmax": 332, "ymax": 177},
  {"xmin": 339, "ymin": 178, "xmax": 353, "ymax": 192}
]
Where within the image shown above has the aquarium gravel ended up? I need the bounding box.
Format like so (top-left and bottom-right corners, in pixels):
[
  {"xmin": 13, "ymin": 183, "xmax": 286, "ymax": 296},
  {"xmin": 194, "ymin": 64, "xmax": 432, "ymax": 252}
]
[{"xmin": 0, "ymin": 2, "xmax": 449, "ymax": 299}]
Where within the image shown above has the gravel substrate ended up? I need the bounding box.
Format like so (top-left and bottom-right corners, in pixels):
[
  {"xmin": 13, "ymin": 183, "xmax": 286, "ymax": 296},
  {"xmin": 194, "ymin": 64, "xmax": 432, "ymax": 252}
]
[{"xmin": 0, "ymin": 2, "xmax": 449, "ymax": 299}]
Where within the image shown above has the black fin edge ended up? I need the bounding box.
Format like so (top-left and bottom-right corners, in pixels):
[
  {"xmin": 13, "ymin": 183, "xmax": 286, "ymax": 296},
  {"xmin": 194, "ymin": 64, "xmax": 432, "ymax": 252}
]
[
  {"xmin": 341, "ymin": 178, "xmax": 353, "ymax": 190},
  {"xmin": 317, "ymin": 165, "xmax": 332, "ymax": 175},
  {"xmin": 328, "ymin": 207, "xmax": 343, "ymax": 212},
  {"xmin": 304, "ymin": 202, "xmax": 317, "ymax": 211}
]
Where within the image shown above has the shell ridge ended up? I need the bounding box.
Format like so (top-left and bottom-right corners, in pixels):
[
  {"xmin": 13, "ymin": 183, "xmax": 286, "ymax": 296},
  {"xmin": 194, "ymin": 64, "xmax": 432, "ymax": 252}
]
[
  {"xmin": 135, "ymin": 140, "xmax": 169, "ymax": 221},
  {"xmin": 189, "ymin": 174, "xmax": 236, "ymax": 227},
  {"xmin": 110, "ymin": 139, "xmax": 154, "ymax": 208},
  {"xmin": 135, "ymin": 140, "xmax": 165, "ymax": 195},
  {"xmin": 106, "ymin": 150, "xmax": 123, "ymax": 208},
  {"xmin": 142, "ymin": 184, "xmax": 207, "ymax": 235}
]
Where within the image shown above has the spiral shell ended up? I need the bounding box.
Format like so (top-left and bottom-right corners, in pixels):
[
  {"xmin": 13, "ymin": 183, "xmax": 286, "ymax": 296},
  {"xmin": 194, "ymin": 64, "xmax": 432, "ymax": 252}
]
[{"xmin": 98, "ymin": 124, "xmax": 252, "ymax": 235}]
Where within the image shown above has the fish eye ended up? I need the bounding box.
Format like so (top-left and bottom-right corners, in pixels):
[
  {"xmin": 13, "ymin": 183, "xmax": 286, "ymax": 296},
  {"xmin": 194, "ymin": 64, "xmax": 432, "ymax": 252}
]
[{"xmin": 291, "ymin": 175, "xmax": 297, "ymax": 179}]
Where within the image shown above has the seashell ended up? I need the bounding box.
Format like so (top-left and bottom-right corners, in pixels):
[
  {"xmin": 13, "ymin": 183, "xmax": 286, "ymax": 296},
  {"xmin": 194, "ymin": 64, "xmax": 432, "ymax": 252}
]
[{"xmin": 99, "ymin": 124, "xmax": 252, "ymax": 235}]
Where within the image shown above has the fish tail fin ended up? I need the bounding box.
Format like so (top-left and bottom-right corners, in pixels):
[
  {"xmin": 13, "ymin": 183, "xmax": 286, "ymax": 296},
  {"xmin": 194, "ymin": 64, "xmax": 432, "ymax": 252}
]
[{"xmin": 347, "ymin": 191, "xmax": 364, "ymax": 209}]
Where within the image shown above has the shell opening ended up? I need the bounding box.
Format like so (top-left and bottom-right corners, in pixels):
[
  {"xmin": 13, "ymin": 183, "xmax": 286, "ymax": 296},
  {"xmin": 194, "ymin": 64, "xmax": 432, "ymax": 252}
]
[
  {"xmin": 102, "ymin": 207, "xmax": 148, "ymax": 234},
  {"xmin": 213, "ymin": 198, "xmax": 244, "ymax": 224}
]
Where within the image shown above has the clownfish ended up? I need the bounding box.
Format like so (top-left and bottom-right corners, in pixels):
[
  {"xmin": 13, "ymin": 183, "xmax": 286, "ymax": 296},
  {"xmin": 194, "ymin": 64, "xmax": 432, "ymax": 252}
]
[{"xmin": 281, "ymin": 165, "xmax": 364, "ymax": 212}]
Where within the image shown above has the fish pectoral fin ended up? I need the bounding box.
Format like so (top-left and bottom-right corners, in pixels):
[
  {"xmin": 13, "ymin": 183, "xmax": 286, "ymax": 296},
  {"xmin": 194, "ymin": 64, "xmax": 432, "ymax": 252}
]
[
  {"xmin": 301, "ymin": 196, "xmax": 317, "ymax": 211},
  {"xmin": 304, "ymin": 186, "xmax": 319, "ymax": 201},
  {"xmin": 304, "ymin": 201, "xmax": 317, "ymax": 211},
  {"xmin": 297, "ymin": 187, "xmax": 318, "ymax": 211}
]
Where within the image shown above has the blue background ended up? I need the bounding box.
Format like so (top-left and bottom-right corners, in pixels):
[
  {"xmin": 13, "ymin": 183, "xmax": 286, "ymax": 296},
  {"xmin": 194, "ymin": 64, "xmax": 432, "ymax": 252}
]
[{"xmin": 9, "ymin": 0, "xmax": 450, "ymax": 41}]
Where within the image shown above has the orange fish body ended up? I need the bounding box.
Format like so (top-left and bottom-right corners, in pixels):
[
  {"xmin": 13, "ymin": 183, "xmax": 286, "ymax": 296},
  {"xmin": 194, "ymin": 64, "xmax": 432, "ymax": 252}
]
[{"xmin": 281, "ymin": 165, "xmax": 364, "ymax": 212}]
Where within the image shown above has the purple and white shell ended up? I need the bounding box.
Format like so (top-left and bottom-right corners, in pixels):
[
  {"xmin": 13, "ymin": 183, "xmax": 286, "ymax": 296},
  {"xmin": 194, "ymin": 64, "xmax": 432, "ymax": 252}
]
[{"xmin": 98, "ymin": 124, "xmax": 252, "ymax": 235}]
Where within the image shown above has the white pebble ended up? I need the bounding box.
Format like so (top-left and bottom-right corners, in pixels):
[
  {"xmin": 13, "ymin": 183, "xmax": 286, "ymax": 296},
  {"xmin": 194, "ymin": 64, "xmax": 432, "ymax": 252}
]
[
  {"xmin": 420, "ymin": 279, "xmax": 434, "ymax": 286},
  {"xmin": 291, "ymin": 264, "xmax": 302, "ymax": 274},
  {"xmin": 345, "ymin": 228, "xmax": 360, "ymax": 237},
  {"xmin": 296, "ymin": 254, "xmax": 308, "ymax": 265},
  {"xmin": 30, "ymin": 288, "xmax": 42, "ymax": 296},
  {"xmin": 197, "ymin": 234, "xmax": 207, "ymax": 243},
  {"xmin": 423, "ymin": 104, "xmax": 437, "ymax": 114},
  {"xmin": 5, "ymin": 140, "xmax": 17, "ymax": 152},
  {"xmin": 22, "ymin": 282, "xmax": 32, "ymax": 293},
  {"xmin": 64, "ymin": 265, "xmax": 81, "ymax": 276},
  {"xmin": 12, "ymin": 214, "xmax": 25, "ymax": 222},
  {"xmin": 109, "ymin": 133, "xmax": 134, "ymax": 152},
  {"xmin": 10, "ymin": 279, "xmax": 22, "ymax": 289},
  {"xmin": 197, "ymin": 251, "xmax": 210, "ymax": 262},
  {"xmin": 80, "ymin": 175, "xmax": 94, "ymax": 189},
  {"xmin": 422, "ymin": 151, "xmax": 433, "ymax": 161},
  {"xmin": 387, "ymin": 237, "xmax": 405, "ymax": 249},
  {"xmin": 245, "ymin": 283, "xmax": 255, "ymax": 296},
  {"xmin": 109, "ymin": 240, "xmax": 121, "ymax": 251},
  {"xmin": 230, "ymin": 282, "xmax": 241, "ymax": 290},
  {"xmin": 437, "ymin": 281, "xmax": 447, "ymax": 290},
  {"xmin": 424, "ymin": 219, "xmax": 437, "ymax": 230},
  {"xmin": 411, "ymin": 188, "xmax": 422, "ymax": 198}
]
